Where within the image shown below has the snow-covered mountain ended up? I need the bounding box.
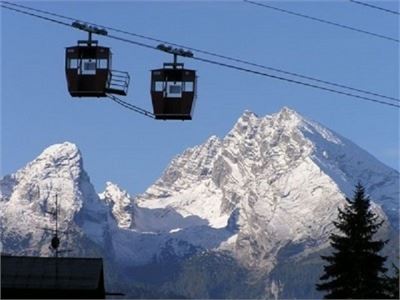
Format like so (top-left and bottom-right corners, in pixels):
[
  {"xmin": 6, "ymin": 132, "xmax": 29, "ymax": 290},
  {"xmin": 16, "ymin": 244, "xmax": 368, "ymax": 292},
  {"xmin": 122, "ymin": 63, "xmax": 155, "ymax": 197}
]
[
  {"xmin": 1, "ymin": 107, "xmax": 398, "ymax": 298},
  {"xmin": 136, "ymin": 107, "xmax": 397, "ymax": 269},
  {"xmin": 0, "ymin": 143, "xmax": 114, "ymax": 257}
]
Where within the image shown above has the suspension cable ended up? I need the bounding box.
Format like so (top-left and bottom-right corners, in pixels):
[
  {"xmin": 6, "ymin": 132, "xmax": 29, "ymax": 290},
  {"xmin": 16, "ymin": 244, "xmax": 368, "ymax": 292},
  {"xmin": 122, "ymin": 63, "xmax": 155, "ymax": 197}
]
[
  {"xmin": 192, "ymin": 56, "xmax": 400, "ymax": 108},
  {"xmin": 1, "ymin": 3, "xmax": 399, "ymax": 109},
  {"xmin": 349, "ymin": 0, "xmax": 400, "ymax": 16},
  {"xmin": 3, "ymin": 0, "xmax": 399, "ymax": 103},
  {"xmin": 243, "ymin": 0, "xmax": 399, "ymax": 43}
]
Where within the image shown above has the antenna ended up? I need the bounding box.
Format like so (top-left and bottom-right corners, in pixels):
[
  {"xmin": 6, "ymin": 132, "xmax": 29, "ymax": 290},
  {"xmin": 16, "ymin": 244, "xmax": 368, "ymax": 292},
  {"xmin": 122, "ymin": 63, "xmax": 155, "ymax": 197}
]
[
  {"xmin": 53, "ymin": 194, "xmax": 60, "ymax": 257},
  {"xmin": 44, "ymin": 194, "xmax": 61, "ymax": 257},
  {"xmin": 42, "ymin": 193, "xmax": 72, "ymax": 258}
]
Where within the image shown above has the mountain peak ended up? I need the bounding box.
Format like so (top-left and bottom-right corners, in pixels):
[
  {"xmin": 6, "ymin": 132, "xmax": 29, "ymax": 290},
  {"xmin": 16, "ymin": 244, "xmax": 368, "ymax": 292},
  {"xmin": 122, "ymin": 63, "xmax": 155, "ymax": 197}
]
[
  {"xmin": 39, "ymin": 141, "xmax": 81, "ymax": 162},
  {"xmin": 232, "ymin": 107, "xmax": 305, "ymax": 138},
  {"xmin": 242, "ymin": 109, "xmax": 258, "ymax": 118},
  {"xmin": 102, "ymin": 181, "xmax": 131, "ymax": 200},
  {"xmin": 42, "ymin": 141, "xmax": 79, "ymax": 153},
  {"xmin": 229, "ymin": 110, "xmax": 260, "ymax": 138},
  {"xmin": 0, "ymin": 141, "xmax": 101, "ymax": 248},
  {"xmin": 99, "ymin": 182, "xmax": 133, "ymax": 229},
  {"xmin": 1, "ymin": 107, "xmax": 398, "ymax": 298},
  {"xmin": 272, "ymin": 106, "xmax": 303, "ymax": 124},
  {"xmin": 279, "ymin": 106, "xmax": 297, "ymax": 115},
  {"xmin": 237, "ymin": 109, "xmax": 259, "ymax": 123}
]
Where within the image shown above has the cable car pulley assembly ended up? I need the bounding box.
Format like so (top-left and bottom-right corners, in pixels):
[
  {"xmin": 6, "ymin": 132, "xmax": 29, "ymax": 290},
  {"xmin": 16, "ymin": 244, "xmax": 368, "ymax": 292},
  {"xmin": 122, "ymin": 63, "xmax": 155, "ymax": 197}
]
[{"xmin": 65, "ymin": 21, "xmax": 198, "ymax": 120}]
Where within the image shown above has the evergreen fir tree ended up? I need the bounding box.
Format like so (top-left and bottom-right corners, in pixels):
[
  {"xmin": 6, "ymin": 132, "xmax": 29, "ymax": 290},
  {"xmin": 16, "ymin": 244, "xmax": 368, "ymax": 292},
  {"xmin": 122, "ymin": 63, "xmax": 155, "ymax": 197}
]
[
  {"xmin": 384, "ymin": 263, "xmax": 399, "ymax": 299},
  {"xmin": 316, "ymin": 183, "xmax": 388, "ymax": 299}
]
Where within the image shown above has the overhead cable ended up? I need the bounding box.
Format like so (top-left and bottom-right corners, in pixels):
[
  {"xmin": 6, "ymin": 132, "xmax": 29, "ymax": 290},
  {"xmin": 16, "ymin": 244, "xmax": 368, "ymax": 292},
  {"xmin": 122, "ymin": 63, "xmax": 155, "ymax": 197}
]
[
  {"xmin": 349, "ymin": 0, "xmax": 400, "ymax": 15},
  {"xmin": 192, "ymin": 56, "xmax": 400, "ymax": 108},
  {"xmin": 1, "ymin": 3, "xmax": 399, "ymax": 109},
  {"xmin": 1, "ymin": 3, "xmax": 70, "ymax": 27},
  {"xmin": 3, "ymin": 1, "xmax": 399, "ymax": 103},
  {"xmin": 243, "ymin": 0, "xmax": 399, "ymax": 43},
  {"xmin": 104, "ymin": 27, "xmax": 400, "ymax": 103}
]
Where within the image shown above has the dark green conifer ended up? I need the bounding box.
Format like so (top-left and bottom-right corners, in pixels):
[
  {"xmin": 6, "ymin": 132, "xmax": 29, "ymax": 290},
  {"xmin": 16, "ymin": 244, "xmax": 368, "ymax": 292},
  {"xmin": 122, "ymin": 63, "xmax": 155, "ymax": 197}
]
[
  {"xmin": 384, "ymin": 263, "xmax": 399, "ymax": 299},
  {"xmin": 316, "ymin": 183, "xmax": 388, "ymax": 299}
]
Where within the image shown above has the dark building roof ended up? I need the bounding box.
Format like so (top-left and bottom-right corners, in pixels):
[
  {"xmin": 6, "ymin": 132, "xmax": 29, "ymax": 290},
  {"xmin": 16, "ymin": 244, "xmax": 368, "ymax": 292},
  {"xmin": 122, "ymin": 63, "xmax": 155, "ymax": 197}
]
[{"xmin": 1, "ymin": 255, "xmax": 105, "ymax": 299}]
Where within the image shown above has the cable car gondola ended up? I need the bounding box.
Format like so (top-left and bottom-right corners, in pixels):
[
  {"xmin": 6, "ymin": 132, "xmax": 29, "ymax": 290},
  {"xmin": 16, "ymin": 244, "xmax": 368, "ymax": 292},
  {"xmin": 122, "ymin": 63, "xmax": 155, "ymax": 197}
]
[
  {"xmin": 151, "ymin": 45, "xmax": 197, "ymax": 120},
  {"xmin": 65, "ymin": 22, "xmax": 130, "ymax": 98}
]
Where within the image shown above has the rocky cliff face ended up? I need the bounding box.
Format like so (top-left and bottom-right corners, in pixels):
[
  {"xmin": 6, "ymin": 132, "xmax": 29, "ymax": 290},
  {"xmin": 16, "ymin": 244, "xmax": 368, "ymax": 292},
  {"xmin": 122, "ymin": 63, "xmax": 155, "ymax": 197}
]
[
  {"xmin": 0, "ymin": 142, "xmax": 112, "ymax": 257},
  {"xmin": 99, "ymin": 182, "xmax": 134, "ymax": 229},
  {"xmin": 136, "ymin": 107, "xmax": 397, "ymax": 270},
  {"xmin": 1, "ymin": 107, "xmax": 398, "ymax": 298}
]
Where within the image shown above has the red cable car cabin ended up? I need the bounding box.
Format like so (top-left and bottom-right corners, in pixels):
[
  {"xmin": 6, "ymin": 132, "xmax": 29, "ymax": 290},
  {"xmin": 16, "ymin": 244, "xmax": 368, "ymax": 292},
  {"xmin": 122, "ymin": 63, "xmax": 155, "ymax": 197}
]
[
  {"xmin": 151, "ymin": 63, "xmax": 197, "ymax": 120},
  {"xmin": 65, "ymin": 40, "xmax": 129, "ymax": 97}
]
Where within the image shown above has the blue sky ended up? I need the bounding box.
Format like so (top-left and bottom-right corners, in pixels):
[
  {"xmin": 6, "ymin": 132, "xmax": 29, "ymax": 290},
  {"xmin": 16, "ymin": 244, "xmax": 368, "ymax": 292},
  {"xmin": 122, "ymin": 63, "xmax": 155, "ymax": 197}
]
[{"xmin": 1, "ymin": 1, "xmax": 399, "ymax": 195}]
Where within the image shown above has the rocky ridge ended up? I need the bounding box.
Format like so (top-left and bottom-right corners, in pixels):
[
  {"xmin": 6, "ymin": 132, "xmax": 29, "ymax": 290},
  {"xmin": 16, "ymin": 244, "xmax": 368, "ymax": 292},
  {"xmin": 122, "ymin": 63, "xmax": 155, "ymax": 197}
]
[{"xmin": 1, "ymin": 107, "xmax": 398, "ymax": 298}]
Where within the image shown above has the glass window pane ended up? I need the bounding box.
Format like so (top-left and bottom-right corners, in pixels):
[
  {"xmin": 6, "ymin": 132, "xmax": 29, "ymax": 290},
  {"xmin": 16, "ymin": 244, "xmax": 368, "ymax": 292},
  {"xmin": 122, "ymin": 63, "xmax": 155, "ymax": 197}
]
[
  {"xmin": 68, "ymin": 59, "xmax": 78, "ymax": 69},
  {"xmin": 184, "ymin": 82, "xmax": 194, "ymax": 92},
  {"xmin": 166, "ymin": 82, "xmax": 182, "ymax": 98},
  {"xmin": 154, "ymin": 81, "xmax": 164, "ymax": 92},
  {"xmin": 81, "ymin": 59, "xmax": 96, "ymax": 75},
  {"xmin": 169, "ymin": 85, "xmax": 181, "ymax": 94},
  {"xmin": 98, "ymin": 59, "xmax": 108, "ymax": 69},
  {"xmin": 84, "ymin": 62, "xmax": 96, "ymax": 70}
]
